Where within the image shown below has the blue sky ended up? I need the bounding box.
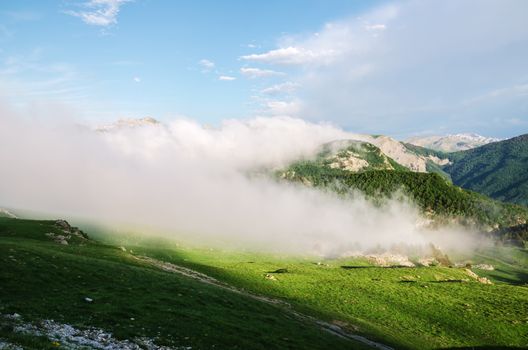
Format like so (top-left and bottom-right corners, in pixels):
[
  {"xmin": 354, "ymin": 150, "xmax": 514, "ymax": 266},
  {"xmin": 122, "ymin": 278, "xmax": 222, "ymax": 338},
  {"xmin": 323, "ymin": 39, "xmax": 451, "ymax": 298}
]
[{"xmin": 1, "ymin": 0, "xmax": 527, "ymax": 138}]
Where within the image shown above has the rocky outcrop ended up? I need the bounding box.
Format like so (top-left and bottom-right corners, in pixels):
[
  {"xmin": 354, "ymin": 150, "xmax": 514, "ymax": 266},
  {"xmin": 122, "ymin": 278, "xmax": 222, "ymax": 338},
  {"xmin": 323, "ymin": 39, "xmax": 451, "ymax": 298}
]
[{"xmin": 46, "ymin": 220, "xmax": 89, "ymax": 244}]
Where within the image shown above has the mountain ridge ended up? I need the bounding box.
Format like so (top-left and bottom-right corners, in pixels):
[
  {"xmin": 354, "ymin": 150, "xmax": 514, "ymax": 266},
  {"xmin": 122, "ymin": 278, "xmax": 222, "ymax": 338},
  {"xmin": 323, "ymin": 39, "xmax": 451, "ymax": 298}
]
[{"xmin": 406, "ymin": 133, "xmax": 501, "ymax": 152}]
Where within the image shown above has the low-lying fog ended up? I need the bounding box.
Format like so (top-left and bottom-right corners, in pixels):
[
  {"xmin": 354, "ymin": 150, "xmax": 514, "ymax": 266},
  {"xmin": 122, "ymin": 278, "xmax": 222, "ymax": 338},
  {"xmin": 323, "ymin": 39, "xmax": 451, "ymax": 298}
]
[{"xmin": 0, "ymin": 102, "xmax": 483, "ymax": 256}]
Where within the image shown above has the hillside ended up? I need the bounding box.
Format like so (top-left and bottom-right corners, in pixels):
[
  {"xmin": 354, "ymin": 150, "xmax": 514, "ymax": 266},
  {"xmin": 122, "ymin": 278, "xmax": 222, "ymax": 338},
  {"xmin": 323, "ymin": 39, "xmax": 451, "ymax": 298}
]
[
  {"xmin": 303, "ymin": 140, "xmax": 408, "ymax": 172},
  {"xmin": 279, "ymin": 162, "xmax": 528, "ymax": 230},
  {"xmin": 2, "ymin": 217, "xmax": 528, "ymax": 349},
  {"xmin": 444, "ymin": 134, "xmax": 528, "ymax": 206},
  {"xmin": 0, "ymin": 217, "xmax": 365, "ymax": 350},
  {"xmin": 354, "ymin": 135, "xmax": 450, "ymax": 172}
]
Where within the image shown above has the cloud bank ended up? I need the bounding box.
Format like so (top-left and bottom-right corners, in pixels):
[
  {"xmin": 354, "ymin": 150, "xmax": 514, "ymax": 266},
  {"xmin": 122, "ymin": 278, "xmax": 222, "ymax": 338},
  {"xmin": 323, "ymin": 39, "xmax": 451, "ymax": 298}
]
[
  {"xmin": 247, "ymin": 0, "xmax": 528, "ymax": 137},
  {"xmin": 0, "ymin": 102, "xmax": 477, "ymax": 255}
]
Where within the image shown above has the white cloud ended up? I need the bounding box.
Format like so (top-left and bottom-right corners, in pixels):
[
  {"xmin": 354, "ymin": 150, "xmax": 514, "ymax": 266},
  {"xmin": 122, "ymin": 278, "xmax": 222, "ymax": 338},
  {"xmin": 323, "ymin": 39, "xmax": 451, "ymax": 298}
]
[
  {"xmin": 241, "ymin": 46, "xmax": 338, "ymax": 66},
  {"xmin": 240, "ymin": 67, "xmax": 285, "ymax": 79},
  {"xmin": 133, "ymin": 77, "xmax": 141, "ymax": 83},
  {"xmin": 249, "ymin": 1, "xmax": 528, "ymax": 137},
  {"xmin": 364, "ymin": 23, "xmax": 386, "ymax": 31},
  {"xmin": 198, "ymin": 59, "xmax": 215, "ymax": 72},
  {"xmin": 261, "ymin": 82, "xmax": 300, "ymax": 95},
  {"xmin": 264, "ymin": 100, "xmax": 302, "ymax": 116},
  {"xmin": 218, "ymin": 75, "xmax": 236, "ymax": 81},
  {"xmin": 65, "ymin": 0, "xmax": 130, "ymax": 27}
]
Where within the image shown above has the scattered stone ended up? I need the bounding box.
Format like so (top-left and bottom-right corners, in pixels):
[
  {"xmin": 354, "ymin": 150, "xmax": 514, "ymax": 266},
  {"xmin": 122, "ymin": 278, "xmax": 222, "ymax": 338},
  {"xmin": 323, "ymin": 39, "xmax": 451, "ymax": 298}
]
[
  {"xmin": 119, "ymin": 246, "xmax": 127, "ymax": 252},
  {"xmin": 84, "ymin": 297, "xmax": 93, "ymax": 303},
  {"xmin": 0, "ymin": 339, "xmax": 23, "ymax": 350},
  {"xmin": 54, "ymin": 220, "xmax": 71, "ymax": 231},
  {"xmin": 365, "ymin": 253, "xmax": 415, "ymax": 267},
  {"xmin": 465, "ymin": 269, "xmax": 493, "ymax": 284},
  {"xmin": 465, "ymin": 269, "xmax": 479, "ymax": 279},
  {"xmin": 417, "ymin": 258, "xmax": 438, "ymax": 267},
  {"xmin": 473, "ymin": 264, "xmax": 494, "ymax": 271},
  {"xmin": 2, "ymin": 313, "xmax": 182, "ymax": 349},
  {"xmin": 265, "ymin": 274, "xmax": 277, "ymax": 281},
  {"xmin": 477, "ymin": 277, "xmax": 493, "ymax": 285},
  {"xmin": 46, "ymin": 233, "xmax": 70, "ymax": 245}
]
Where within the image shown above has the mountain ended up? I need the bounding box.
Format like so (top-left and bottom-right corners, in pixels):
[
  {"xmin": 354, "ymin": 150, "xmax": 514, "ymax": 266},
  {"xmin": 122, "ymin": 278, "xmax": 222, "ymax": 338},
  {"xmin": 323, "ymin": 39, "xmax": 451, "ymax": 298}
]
[
  {"xmin": 95, "ymin": 117, "xmax": 160, "ymax": 132},
  {"xmin": 302, "ymin": 140, "xmax": 408, "ymax": 172},
  {"xmin": 354, "ymin": 135, "xmax": 450, "ymax": 172},
  {"xmin": 406, "ymin": 133, "xmax": 500, "ymax": 152},
  {"xmin": 444, "ymin": 134, "xmax": 528, "ymax": 206},
  {"xmin": 280, "ymin": 165, "xmax": 527, "ymax": 231},
  {"xmin": 278, "ymin": 139, "xmax": 528, "ymax": 231}
]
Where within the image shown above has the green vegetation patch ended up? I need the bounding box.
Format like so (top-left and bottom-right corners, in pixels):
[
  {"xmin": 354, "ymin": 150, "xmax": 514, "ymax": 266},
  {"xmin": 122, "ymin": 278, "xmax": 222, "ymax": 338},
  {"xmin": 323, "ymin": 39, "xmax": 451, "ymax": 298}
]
[
  {"xmin": 131, "ymin": 244, "xmax": 528, "ymax": 350},
  {"xmin": 0, "ymin": 217, "xmax": 365, "ymax": 350},
  {"xmin": 445, "ymin": 134, "xmax": 528, "ymax": 206}
]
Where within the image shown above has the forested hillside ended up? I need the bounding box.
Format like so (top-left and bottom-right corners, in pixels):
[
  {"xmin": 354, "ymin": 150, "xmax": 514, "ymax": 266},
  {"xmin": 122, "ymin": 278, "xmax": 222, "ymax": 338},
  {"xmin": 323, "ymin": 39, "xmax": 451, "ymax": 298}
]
[
  {"xmin": 280, "ymin": 162, "xmax": 528, "ymax": 229},
  {"xmin": 445, "ymin": 134, "xmax": 528, "ymax": 206}
]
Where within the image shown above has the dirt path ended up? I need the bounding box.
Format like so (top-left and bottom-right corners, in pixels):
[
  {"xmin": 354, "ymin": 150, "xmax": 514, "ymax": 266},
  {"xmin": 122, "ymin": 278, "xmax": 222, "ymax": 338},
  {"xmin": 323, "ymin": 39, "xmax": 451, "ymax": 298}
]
[{"xmin": 134, "ymin": 255, "xmax": 394, "ymax": 350}]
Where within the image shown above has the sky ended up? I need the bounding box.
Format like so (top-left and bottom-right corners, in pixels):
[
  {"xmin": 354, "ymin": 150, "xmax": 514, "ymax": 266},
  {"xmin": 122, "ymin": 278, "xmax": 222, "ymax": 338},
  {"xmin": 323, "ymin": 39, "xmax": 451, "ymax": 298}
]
[{"xmin": 1, "ymin": 0, "xmax": 527, "ymax": 138}]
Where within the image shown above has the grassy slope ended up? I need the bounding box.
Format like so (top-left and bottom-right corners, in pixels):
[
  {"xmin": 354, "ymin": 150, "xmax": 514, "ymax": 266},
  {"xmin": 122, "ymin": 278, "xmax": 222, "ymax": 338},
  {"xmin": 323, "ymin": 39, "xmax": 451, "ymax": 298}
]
[
  {"xmin": 0, "ymin": 217, "xmax": 364, "ymax": 350},
  {"xmin": 281, "ymin": 163, "xmax": 528, "ymax": 229},
  {"xmin": 131, "ymin": 242, "xmax": 528, "ymax": 350},
  {"xmin": 444, "ymin": 134, "xmax": 528, "ymax": 206},
  {"xmin": 2, "ymin": 217, "xmax": 528, "ymax": 349}
]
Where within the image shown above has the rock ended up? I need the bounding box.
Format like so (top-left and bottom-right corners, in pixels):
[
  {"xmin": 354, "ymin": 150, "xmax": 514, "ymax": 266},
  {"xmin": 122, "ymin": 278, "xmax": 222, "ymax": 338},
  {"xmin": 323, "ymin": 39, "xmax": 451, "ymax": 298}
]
[
  {"xmin": 474, "ymin": 264, "xmax": 494, "ymax": 271},
  {"xmin": 465, "ymin": 269, "xmax": 493, "ymax": 284},
  {"xmin": 477, "ymin": 277, "xmax": 493, "ymax": 285},
  {"xmin": 265, "ymin": 274, "xmax": 277, "ymax": 281},
  {"xmin": 54, "ymin": 220, "xmax": 71, "ymax": 230},
  {"xmin": 465, "ymin": 269, "xmax": 479, "ymax": 279},
  {"xmin": 119, "ymin": 246, "xmax": 127, "ymax": 252},
  {"xmin": 366, "ymin": 253, "xmax": 415, "ymax": 267},
  {"xmin": 84, "ymin": 297, "xmax": 93, "ymax": 303}
]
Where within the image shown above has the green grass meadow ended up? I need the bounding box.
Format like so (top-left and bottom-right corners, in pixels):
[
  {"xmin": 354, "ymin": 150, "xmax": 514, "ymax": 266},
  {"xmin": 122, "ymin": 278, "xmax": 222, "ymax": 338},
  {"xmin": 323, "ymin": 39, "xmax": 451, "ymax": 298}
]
[{"xmin": 1, "ymin": 217, "xmax": 528, "ymax": 349}]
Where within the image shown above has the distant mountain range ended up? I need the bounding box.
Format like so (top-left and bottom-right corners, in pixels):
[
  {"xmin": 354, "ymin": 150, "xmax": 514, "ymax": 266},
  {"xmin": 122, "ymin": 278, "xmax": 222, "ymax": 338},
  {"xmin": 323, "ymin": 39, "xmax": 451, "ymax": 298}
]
[{"xmin": 406, "ymin": 133, "xmax": 501, "ymax": 152}]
